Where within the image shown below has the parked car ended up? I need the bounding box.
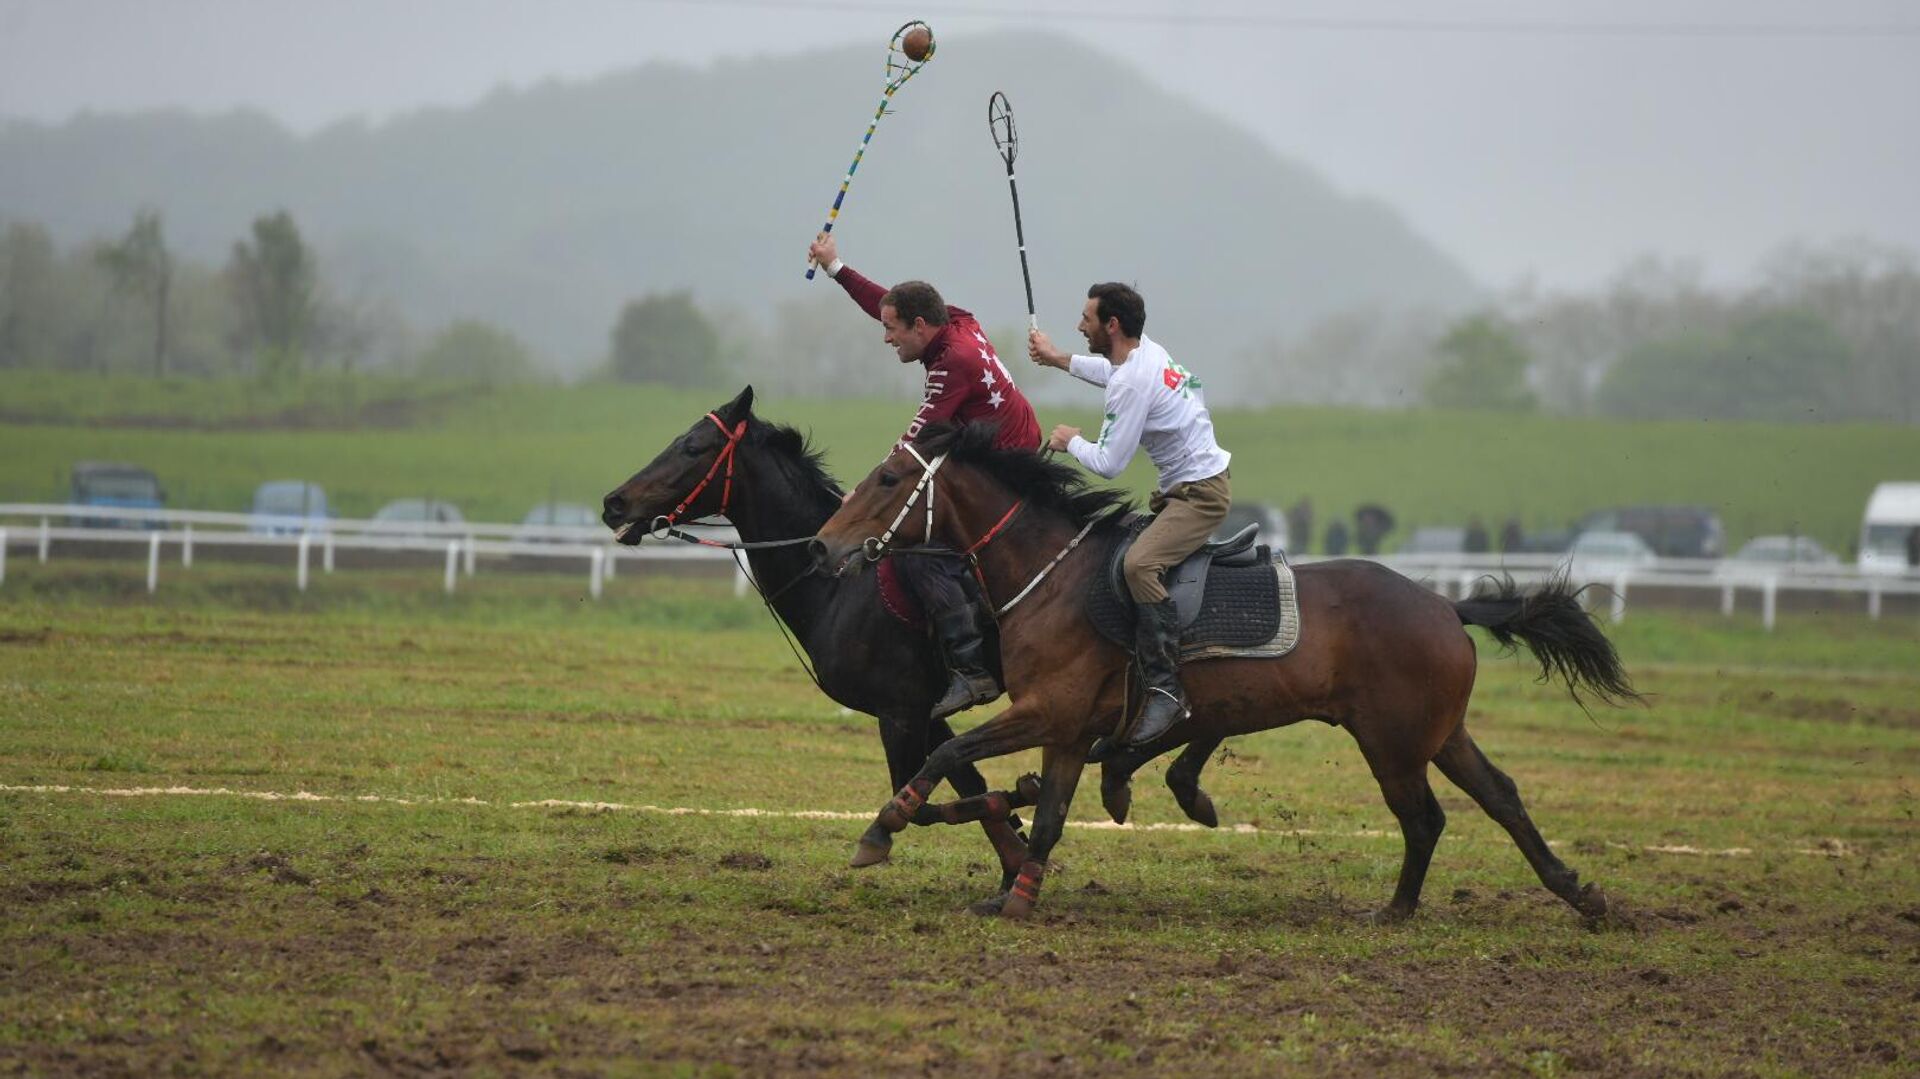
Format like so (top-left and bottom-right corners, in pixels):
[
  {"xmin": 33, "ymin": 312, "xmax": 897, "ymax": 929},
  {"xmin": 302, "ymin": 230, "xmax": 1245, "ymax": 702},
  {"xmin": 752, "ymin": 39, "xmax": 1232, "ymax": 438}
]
[
  {"xmin": 69, "ymin": 461, "xmax": 165, "ymax": 529},
  {"xmin": 1516, "ymin": 527, "xmax": 1576, "ymax": 555},
  {"xmin": 1715, "ymin": 535, "xmax": 1840, "ymax": 585},
  {"xmin": 513, "ymin": 501, "xmax": 603, "ymax": 544},
  {"xmin": 1576, "ymin": 505, "xmax": 1724, "ymax": 559},
  {"xmin": 1858, "ymin": 482, "xmax": 1920, "ymax": 576},
  {"xmin": 1566, "ymin": 530, "xmax": 1657, "ymax": 580},
  {"xmin": 248, "ymin": 480, "xmax": 332, "ymax": 535},
  {"xmin": 370, "ymin": 498, "xmax": 466, "ymax": 539},
  {"xmin": 1211, "ymin": 500, "xmax": 1290, "ymax": 554},
  {"xmin": 1398, "ymin": 527, "xmax": 1468, "ymax": 556}
]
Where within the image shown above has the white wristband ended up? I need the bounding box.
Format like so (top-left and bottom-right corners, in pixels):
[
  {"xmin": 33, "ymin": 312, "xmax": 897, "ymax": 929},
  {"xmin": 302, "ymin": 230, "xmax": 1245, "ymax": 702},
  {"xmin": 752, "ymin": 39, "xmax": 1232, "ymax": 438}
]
[{"xmin": 823, "ymin": 258, "xmax": 845, "ymax": 277}]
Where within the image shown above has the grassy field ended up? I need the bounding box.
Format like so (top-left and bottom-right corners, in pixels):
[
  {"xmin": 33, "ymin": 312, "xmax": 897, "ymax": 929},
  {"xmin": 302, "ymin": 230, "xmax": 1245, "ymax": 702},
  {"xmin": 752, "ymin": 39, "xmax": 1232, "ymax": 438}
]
[
  {"xmin": 1, "ymin": 560, "xmax": 1915, "ymax": 1076},
  {"xmin": 4, "ymin": 370, "xmax": 1919, "ymax": 552}
]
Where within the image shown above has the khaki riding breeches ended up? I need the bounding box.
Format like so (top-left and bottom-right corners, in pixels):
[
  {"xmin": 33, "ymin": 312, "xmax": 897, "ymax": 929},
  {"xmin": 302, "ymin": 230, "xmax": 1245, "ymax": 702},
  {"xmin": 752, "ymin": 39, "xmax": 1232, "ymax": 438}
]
[{"xmin": 1123, "ymin": 469, "xmax": 1232, "ymax": 604}]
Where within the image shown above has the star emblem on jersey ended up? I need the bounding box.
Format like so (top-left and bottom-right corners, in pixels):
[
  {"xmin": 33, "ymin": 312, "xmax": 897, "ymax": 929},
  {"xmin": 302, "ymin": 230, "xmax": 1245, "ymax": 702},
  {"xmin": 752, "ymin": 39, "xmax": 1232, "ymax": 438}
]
[
  {"xmin": 980, "ymin": 368, "xmax": 997, "ymax": 389},
  {"xmin": 988, "ymin": 391, "xmax": 1004, "ymax": 409}
]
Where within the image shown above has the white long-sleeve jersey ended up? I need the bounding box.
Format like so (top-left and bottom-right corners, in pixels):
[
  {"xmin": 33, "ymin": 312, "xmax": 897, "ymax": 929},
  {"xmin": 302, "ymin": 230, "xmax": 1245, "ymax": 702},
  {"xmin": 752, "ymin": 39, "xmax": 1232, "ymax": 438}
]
[{"xmin": 1064, "ymin": 334, "xmax": 1231, "ymax": 492}]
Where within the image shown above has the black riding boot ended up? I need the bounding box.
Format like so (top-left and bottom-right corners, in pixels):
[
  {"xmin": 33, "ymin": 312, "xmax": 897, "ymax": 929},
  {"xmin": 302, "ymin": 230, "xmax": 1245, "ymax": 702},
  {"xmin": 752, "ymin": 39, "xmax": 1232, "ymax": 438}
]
[
  {"xmin": 930, "ymin": 603, "xmax": 1003, "ymax": 722},
  {"xmin": 1091, "ymin": 599, "xmax": 1189, "ymax": 762}
]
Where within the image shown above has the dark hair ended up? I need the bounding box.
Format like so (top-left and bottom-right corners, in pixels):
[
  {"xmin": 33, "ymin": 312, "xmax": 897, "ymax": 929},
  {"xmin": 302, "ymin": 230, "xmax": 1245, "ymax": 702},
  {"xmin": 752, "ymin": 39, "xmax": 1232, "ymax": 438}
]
[
  {"xmin": 1087, "ymin": 282, "xmax": 1145, "ymax": 338},
  {"xmin": 881, "ymin": 280, "xmax": 950, "ymax": 327}
]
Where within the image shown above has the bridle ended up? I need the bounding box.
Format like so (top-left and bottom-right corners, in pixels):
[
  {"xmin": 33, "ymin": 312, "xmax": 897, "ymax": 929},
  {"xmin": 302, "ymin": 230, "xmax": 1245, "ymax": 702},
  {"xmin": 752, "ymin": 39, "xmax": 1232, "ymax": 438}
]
[
  {"xmin": 854, "ymin": 444, "xmax": 1105, "ymax": 620},
  {"xmin": 861, "ymin": 442, "xmax": 949, "ymax": 562},
  {"xmin": 646, "ymin": 411, "xmax": 748, "ymax": 541}
]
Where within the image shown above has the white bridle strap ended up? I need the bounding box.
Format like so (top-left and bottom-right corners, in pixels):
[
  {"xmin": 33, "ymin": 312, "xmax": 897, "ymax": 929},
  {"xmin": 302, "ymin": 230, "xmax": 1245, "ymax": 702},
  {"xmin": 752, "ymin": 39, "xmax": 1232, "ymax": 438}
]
[{"xmin": 875, "ymin": 446, "xmax": 946, "ymax": 551}]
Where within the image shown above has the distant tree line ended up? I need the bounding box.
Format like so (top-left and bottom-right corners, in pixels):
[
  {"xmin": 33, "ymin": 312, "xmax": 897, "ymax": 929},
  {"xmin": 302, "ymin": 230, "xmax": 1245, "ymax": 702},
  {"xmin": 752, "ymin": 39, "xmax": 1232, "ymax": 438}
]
[
  {"xmin": 1245, "ymin": 240, "xmax": 1920, "ymax": 424},
  {"xmin": 11, "ymin": 208, "xmax": 1914, "ymax": 424},
  {"xmin": 1, "ymin": 209, "xmax": 414, "ymax": 381}
]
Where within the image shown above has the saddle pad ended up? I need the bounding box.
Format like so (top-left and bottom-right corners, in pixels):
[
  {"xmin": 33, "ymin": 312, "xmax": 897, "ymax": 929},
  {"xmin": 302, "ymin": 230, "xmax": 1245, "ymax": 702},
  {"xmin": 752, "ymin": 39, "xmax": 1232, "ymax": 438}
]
[
  {"xmin": 875, "ymin": 556, "xmax": 927, "ymax": 631},
  {"xmin": 1085, "ymin": 546, "xmax": 1302, "ymax": 662}
]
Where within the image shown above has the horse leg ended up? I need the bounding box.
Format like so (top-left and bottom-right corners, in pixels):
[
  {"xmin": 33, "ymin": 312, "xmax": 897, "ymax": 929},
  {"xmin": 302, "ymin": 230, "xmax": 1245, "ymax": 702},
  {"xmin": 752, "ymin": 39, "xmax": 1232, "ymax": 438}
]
[
  {"xmin": 1164, "ymin": 733, "xmax": 1223, "ymax": 828},
  {"xmin": 913, "ymin": 773, "xmax": 1041, "ymax": 823},
  {"xmin": 933, "ymin": 716, "xmax": 1030, "ymax": 889},
  {"xmin": 1096, "ymin": 723, "xmax": 1206, "ymax": 825},
  {"xmin": 853, "ymin": 712, "xmax": 925, "ymax": 868},
  {"xmin": 853, "ymin": 712, "xmax": 1028, "ymax": 882},
  {"xmin": 1432, "ymin": 727, "xmax": 1607, "ymax": 918},
  {"xmin": 872, "ymin": 702, "xmax": 1056, "ymax": 841},
  {"xmin": 989, "ymin": 745, "xmax": 1089, "ymax": 920},
  {"xmin": 1363, "ymin": 752, "xmax": 1447, "ymax": 923}
]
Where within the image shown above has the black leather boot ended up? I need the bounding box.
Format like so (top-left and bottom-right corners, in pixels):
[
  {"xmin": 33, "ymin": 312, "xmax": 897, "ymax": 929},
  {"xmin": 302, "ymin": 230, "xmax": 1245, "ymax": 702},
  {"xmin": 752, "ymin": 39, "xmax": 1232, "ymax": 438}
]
[
  {"xmin": 930, "ymin": 603, "xmax": 1003, "ymax": 721},
  {"xmin": 1089, "ymin": 598, "xmax": 1190, "ymax": 763}
]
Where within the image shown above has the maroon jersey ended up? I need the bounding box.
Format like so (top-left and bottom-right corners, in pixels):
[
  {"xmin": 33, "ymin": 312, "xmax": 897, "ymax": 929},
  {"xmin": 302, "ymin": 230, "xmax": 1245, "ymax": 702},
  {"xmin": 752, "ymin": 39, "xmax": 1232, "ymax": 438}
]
[{"xmin": 831, "ymin": 265, "xmax": 1043, "ymax": 452}]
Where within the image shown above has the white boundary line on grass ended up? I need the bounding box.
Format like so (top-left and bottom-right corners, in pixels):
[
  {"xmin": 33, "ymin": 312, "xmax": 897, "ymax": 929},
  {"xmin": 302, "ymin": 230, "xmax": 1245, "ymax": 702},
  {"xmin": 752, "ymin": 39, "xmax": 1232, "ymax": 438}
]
[{"xmin": 0, "ymin": 783, "xmax": 1859, "ymax": 858}]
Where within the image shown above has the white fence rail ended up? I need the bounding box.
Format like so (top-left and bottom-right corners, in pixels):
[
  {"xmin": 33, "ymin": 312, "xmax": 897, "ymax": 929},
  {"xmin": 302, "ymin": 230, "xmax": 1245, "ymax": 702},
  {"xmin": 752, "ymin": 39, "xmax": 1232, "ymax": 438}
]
[
  {"xmin": 0, "ymin": 503, "xmax": 748, "ymax": 599},
  {"xmin": 5, "ymin": 503, "xmax": 1919, "ymax": 629}
]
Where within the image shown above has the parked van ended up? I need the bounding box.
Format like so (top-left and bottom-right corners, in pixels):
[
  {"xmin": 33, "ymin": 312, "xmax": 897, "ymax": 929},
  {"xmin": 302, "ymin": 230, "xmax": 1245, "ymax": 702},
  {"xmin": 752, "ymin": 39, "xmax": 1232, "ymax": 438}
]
[
  {"xmin": 69, "ymin": 462, "xmax": 165, "ymax": 529},
  {"xmin": 1858, "ymin": 482, "xmax": 1920, "ymax": 576}
]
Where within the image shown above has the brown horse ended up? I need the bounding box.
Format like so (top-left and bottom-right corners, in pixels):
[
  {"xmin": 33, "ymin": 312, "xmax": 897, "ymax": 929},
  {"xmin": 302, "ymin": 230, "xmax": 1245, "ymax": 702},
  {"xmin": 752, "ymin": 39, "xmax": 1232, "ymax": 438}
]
[{"xmin": 809, "ymin": 423, "xmax": 1641, "ymax": 920}]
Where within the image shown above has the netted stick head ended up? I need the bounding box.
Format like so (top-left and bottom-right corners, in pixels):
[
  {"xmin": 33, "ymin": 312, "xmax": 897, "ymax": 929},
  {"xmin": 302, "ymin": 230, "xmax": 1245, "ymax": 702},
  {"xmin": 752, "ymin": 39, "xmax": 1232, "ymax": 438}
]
[
  {"xmin": 892, "ymin": 21, "xmax": 935, "ymax": 73},
  {"xmin": 988, "ymin": 91, "xmax": 1018, "ymax": 164}
]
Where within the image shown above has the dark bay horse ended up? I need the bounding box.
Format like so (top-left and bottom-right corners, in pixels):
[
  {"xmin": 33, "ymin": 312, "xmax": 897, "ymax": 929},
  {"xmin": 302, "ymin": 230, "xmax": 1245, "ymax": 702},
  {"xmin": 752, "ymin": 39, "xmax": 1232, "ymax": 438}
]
[
  {"xmin": 810, "ymin": 422, "xmax": 1641, "ymax": 920},
  {"xmin": 600, "ymin": 387, "xmax": 1034, "ymax": 882}
]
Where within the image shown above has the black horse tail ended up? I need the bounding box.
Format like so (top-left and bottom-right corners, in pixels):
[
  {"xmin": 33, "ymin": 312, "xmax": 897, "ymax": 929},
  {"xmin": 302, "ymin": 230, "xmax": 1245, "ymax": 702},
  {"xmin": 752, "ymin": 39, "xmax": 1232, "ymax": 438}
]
[{"xmin": 1453, "ymin": 573, "xmax": 1644, "ymax": 711}]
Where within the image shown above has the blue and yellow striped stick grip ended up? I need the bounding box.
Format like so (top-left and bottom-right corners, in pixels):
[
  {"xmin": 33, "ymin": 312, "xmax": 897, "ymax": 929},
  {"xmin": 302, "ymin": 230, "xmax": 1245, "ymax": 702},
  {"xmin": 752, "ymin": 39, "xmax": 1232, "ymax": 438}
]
[{"xmin": 806, "ymin": 91, "xmax": 894, "ymax": 280}]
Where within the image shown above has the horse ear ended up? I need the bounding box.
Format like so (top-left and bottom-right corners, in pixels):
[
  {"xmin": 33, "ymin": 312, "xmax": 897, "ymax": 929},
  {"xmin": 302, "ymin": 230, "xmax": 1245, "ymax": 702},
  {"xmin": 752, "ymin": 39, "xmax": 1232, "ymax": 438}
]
[{"xmin": 722, "ymin": 385, "xmax": 755, "ymax": 419}]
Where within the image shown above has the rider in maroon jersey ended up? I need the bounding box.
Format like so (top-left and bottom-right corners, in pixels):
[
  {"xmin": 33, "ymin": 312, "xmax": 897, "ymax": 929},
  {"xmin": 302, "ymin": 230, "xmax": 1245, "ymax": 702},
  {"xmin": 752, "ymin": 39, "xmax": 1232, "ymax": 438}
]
[{"xmin": 810, "ymin": 232, "xmax": 1041, "ymax": 720}]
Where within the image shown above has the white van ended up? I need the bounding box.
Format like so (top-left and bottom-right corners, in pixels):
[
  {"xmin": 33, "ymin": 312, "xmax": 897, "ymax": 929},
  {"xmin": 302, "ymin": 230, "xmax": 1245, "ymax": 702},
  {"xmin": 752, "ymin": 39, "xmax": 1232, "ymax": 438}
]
[{"xmin": 1858, "ymin": 482, "xmax": 1920, "ymax": 575}]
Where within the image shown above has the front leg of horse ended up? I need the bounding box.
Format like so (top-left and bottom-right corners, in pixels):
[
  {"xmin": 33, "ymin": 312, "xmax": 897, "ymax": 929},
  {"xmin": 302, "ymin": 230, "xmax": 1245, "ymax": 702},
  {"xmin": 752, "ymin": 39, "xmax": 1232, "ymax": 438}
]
[
  {"xmin": 867, "ymin": 704, "xmax": 1051, "ymax": 895},
  {"xmin": 991, "ymin": 745, "xmax": 1090, "ymax": 920}
]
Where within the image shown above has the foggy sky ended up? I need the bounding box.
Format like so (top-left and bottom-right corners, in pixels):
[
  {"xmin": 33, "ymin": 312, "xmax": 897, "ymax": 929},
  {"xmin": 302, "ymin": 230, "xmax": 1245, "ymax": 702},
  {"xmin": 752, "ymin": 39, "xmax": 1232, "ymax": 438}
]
[{"xmin": 2, "ymin": 0, "xmax": 1916, "ymax": 291}]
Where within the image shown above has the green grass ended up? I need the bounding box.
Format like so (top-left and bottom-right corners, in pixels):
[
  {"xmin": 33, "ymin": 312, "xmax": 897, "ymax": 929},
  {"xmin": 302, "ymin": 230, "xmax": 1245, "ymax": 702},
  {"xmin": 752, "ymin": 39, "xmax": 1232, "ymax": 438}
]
[
  {"xmin": 1, "ymin": 562, "xmax": 1916, "ymax": 1075},
  {"xmin": 4, "ymin": 370, "xmax": 1918, "ymax": 551}
]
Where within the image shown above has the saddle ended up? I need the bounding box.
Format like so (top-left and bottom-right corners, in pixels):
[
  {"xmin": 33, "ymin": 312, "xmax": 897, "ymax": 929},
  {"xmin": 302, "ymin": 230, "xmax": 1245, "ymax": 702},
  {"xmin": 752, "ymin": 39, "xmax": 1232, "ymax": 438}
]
[{"xmin": 1086, "ymin": 515, "xmax": 1302, "ymax": 661}]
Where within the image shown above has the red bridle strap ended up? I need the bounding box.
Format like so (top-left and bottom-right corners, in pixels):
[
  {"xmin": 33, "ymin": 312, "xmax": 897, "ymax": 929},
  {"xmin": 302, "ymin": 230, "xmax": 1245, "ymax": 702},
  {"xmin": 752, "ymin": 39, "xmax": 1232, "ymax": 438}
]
[
  {"xmin": 664, "ymin": 412, "xmax": 748, "ymax": 525},
  {"xmin": 962, "ymin": 498, "xmax": 1025, "ymax": 597},
  {"xmin": 963, "ymin": 499, "xmax": 1025, "ymax": 558}
]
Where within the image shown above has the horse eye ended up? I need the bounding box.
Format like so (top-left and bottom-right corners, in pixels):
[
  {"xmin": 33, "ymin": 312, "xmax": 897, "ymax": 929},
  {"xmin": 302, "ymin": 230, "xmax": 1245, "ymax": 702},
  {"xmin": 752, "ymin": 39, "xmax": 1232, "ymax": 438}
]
[
  {"xmin": 877, "ymin": 472, "xmax": 899, "ymax": 488},
  {"xmin": 682, "ymin": 441, "xmax": 704, "ymax": 457}
]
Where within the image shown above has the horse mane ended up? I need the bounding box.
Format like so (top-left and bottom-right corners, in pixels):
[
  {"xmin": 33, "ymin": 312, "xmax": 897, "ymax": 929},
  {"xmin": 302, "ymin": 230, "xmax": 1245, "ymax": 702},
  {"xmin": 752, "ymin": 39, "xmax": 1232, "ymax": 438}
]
[
  {"xmin": 915, "ymin": 422, "xmax": 1133, "ymax": 527},
  {"xmin": 749, "ymin": 418, "xmax": 845, "ymax": 499}
]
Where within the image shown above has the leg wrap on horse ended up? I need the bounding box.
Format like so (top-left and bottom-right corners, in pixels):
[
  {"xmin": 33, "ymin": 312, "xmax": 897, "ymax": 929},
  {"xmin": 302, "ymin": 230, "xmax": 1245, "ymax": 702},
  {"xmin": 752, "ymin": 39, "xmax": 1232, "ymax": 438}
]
[
  {"xmin": 879, "ymin": 777, "xmax": 934, "ymax": 833},
  {"xmin": 1010, "ymin": 860, "xmax": 1045, "ymax": 905}
]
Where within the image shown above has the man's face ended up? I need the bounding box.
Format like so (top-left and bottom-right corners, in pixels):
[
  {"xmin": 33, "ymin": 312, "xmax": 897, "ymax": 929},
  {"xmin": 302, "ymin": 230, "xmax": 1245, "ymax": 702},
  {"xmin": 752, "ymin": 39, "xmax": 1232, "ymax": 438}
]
[
  {"xmin": 880, "ymin": 305, "xmax": 935, "ymax": 363},
  {"xmin": 1077, "ymin": 298, "xmax": 1113, "ymax": 357}
]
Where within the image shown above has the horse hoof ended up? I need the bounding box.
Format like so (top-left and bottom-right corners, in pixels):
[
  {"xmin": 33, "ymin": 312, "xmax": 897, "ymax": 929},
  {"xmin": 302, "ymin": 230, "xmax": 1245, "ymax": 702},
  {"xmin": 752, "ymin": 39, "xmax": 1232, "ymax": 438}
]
[
  {"xmin": 1574, "ymin": 883, "xmax": 1608, "ymax": 918},
  {"xmin": 1367, "ymin": 905, "xmax": 1415, "ymax": 926},
  {"xmin": 1180, "ymin": 790, "xmax": 1219, "ymax": 829},
  {"xmin": 1000, "ymin": 892, "xmax": 1034, "ymax": 920},
  {"xmin": 1015, "ymin": 773, "xmax": 1043, "ymax": 806},
  {"xmin": 968, "ymin": 893, "xmax": 1008, "ymax": 917},
  {"xmin": 849, "ymin": 839, "xmax": 891, "ymax": 868},
  {"xmin": 1101, "ymin": 777, "xmax": 1132, "ymax": 825}
]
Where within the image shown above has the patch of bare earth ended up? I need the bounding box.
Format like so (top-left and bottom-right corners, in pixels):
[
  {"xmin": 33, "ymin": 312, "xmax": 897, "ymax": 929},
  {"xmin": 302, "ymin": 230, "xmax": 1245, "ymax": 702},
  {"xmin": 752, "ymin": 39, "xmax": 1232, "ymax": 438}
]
[{"xmin": 2, "ymin": 863, "xmax": 1913, "ymax": 1078}]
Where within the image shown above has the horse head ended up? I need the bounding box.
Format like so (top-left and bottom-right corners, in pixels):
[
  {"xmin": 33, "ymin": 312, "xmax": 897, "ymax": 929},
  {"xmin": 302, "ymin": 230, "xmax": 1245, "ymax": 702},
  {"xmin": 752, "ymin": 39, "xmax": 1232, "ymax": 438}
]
[{"xmin": 601, "ymin": 385, "xmax": 757, "ymax": 544}]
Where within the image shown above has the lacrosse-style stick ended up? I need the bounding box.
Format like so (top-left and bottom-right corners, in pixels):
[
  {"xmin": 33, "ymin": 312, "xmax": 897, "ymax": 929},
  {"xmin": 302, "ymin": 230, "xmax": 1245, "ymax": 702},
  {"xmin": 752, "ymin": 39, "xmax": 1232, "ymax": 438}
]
[
  {"xmin": 987, "ymin": 91, "xmax": 1037, "ymax": 329},
  {"xmin": 804, "ymin": 21, "xmax": 937, "ymax": 280}
]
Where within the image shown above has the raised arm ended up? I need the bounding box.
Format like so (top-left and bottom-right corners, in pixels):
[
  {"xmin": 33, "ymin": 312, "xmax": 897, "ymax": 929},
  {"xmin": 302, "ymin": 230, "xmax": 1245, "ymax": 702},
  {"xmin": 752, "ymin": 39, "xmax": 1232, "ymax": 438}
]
[{"xmin": 808, "ymin": 232, "xmax": 886, "ymax": 320}]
